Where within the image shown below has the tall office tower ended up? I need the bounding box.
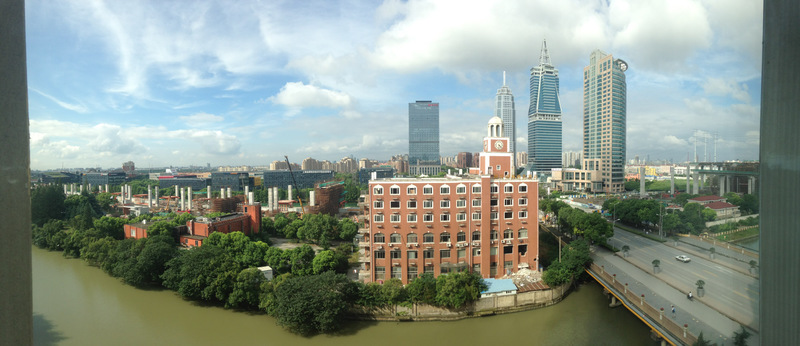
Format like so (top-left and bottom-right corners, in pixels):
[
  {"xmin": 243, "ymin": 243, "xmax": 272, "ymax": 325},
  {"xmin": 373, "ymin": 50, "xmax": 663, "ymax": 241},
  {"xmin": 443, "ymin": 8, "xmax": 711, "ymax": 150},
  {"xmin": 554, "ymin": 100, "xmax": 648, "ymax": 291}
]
[
  {"xmin": 408, "ymin": 101, "xmax": 440, "ymax": 175},
  {"xmin": 495, "ymin": 71, "xmax": 516, "ymax": 160},
  {"xmin": 527, "ymin": 39, "xmax": 563, "ymax": 174},
  {"xmin": 583, "ymin": 49, "xmax": 628, "ymax": 193}
]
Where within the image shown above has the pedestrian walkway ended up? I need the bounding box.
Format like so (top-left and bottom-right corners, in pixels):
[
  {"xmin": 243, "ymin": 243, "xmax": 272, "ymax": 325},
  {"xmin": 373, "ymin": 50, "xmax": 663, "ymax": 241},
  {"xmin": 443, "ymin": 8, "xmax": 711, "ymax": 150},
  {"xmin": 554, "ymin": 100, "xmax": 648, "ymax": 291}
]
[{"xmin": 591, "ymin": 247, "xmax": 759, "ymax": 346}]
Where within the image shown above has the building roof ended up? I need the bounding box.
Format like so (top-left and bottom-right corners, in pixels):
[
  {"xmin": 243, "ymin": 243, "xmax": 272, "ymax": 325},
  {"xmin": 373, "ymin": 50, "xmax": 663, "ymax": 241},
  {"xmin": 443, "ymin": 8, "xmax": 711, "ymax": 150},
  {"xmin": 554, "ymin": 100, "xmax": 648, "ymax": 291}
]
[
  {"xmin": 481, "ymin": 278, "xmax": 518, "ymax": 294},
  {"xmin": 705, "ymin": 201, "xmax": 738, "ymax": 210},
  {"xmin": 688, "ymin": 195, "xmax": 723, "ymax": 202}
]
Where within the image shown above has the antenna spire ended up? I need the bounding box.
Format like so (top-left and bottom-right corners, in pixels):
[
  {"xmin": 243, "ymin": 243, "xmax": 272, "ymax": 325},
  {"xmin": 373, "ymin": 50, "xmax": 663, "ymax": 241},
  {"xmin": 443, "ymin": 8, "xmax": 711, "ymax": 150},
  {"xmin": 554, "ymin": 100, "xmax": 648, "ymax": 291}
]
[
  {"xmin": 539, "ymin": 39, "xmax": 551, "ymax": 66},
  {"xmin": 502, "ymin": 71, "xmax": 506, "ymax": 85}
]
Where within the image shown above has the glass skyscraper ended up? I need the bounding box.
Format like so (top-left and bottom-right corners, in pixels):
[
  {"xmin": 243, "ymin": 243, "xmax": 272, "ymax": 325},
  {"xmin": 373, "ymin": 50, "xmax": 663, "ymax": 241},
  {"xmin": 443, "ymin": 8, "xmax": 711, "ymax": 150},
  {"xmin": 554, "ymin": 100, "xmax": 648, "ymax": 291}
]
[
  {"xmin": 408, "ymin": 100, "xmax": 440, "ymax": 166},
  {"xmin": 527, "ymin": 39, "xmax": 562, "ymax": 174},
  {"xmin": 582, "ymin": 50, "xmax": 628, "ymax": 193},
  {"xmin": 495, "ymin": 71, "xmax": 516, "ymax": 158}
]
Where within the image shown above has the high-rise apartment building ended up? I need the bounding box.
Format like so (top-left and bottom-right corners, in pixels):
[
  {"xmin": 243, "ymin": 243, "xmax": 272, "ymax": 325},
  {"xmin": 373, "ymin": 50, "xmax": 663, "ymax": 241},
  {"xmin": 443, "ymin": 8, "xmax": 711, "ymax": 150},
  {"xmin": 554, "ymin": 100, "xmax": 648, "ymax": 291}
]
[
  {"xmin": 495, "ymin": 72, "xmax": 516, "ymax": 159},
  {"xmin": 582, "ymin": 50, "xmax": 628, "ymax": 193},
  {"xmin": 527, "ymin": 40, "xmax": 563, "ymax": 174},
  {"xmin": 409, "ymin": 101, "xmax": 440, "ymax": 175}
]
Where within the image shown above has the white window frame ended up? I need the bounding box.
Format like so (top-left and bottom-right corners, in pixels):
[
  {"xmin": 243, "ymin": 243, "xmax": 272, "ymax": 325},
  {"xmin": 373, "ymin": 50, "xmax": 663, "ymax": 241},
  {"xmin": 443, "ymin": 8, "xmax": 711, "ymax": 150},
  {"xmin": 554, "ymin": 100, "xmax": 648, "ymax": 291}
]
[
  {"xmin": 440, "ymin": 214, "xmax": 450, "ymax": 222},
  {"xmin": 456, "ymin": 213, "xmax": 467, "ymax": 222},
  {"xmin": 423, "ymin": 214, "xmax": 434, "ymax": 222},
  {"xmin": 390, "ymin": 214, "xmax": 401, "ymax": 223},
  {"xmin": 407, "ymin": 214, "xmax": 417, "ymax": 223},
  {"xmin": 407, "ymin": 200, "xmax": 417, "ymax": 209},
  {"xmin": 518, "ymin": 184, "xmax": 528, "ymax": 193},
  {"xmin": 490, "ymin": 212, "xmax": 499, "ymax": 220},
  {"xmin": 504, "ymin": 184, "xmax": 513, "ymax": 193},
  {"xmin": 374, "ymin": 214, "xmax": 384, "ymax": 223},
  {"xmin": 373, "ymin": 186, "xmax": 383, "ymax": 195},
  {"xmin": 518, "ymin": 211, "xmax": 528, "ymax": 219},
  {"xmin": 374, "ymin": 200, "xmax": 383, "ymax": 209},
  {"xmin": 456, "ymin": 199, "xmax": 467, "ymax": 208},
  {"xmin": 504, "ymin": 198, "xmax": 513, "ymax": 206},
  {"xmin": 440, "ymin": 200, "xmax": 450, "ymax": 208},
  {"xmin": 471, "ymin": 212, "xmax": 481, "ymax": 220},
  {"xmin": 389, "ymin": 185, "xmax": 401, "ymax": 195},
  {"xmin": 440, "ymin": 185, "xmax": 450, "ymax": 195},
  {"xmin": 472, "ymin": 184, "xmax": 481, "ymax": 194},
  {"xmin": 456, "ymin": 184, "xmax": 467, "ymax": 194},
  {"xmin": 423, "ymin": 200, "xmax": 434, "ymax": 209},
  {"xmin": 490, "ymin": 184, "xmax": 499, "ymax": 193},
  {"xmin": 472, "ymin": 199, "xmax": 481, "ymax": 207},
  {"xmin": 407, "ymin": 185, "xmax": 417, "ymax": 195},
  {"xmin": 518, "ymin": 198, "xmax": 527, "ymax": 206},
  {"xmin": 423, "ymin": 185, "xmax": 434, "ymax": 195}
]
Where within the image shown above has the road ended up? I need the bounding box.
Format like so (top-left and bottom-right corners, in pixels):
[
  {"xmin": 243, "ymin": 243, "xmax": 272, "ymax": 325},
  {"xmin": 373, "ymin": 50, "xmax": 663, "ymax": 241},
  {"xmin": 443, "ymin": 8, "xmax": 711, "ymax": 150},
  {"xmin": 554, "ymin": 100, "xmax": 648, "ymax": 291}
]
[{"xmin": 608, "ymin": 228, "xmax": 759, "ymax": 332}]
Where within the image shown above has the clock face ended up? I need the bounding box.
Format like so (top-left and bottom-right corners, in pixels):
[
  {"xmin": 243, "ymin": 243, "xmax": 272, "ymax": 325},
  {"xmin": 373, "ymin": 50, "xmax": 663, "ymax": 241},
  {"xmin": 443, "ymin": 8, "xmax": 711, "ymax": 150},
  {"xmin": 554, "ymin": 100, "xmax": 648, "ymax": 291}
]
[{"xmin": 495, "ymin": 141, "xmax": 504, "ymax": 150}]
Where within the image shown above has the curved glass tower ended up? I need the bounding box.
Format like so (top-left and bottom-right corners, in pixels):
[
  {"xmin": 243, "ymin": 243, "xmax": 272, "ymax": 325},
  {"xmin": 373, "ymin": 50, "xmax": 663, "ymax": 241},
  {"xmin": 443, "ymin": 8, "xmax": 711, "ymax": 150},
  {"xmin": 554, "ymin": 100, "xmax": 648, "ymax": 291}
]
[{"xmin": 527, "ymin": 39, "xmax": 563, "ymax": 174}]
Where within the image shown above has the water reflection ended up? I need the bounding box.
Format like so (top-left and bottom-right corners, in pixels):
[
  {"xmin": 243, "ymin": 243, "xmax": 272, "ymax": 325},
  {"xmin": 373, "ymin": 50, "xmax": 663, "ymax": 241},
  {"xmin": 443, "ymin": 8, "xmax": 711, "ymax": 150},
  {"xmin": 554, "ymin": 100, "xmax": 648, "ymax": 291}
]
[{"xmin": 33, "ymin": 313, "xmax": 66, "ymax": 346}]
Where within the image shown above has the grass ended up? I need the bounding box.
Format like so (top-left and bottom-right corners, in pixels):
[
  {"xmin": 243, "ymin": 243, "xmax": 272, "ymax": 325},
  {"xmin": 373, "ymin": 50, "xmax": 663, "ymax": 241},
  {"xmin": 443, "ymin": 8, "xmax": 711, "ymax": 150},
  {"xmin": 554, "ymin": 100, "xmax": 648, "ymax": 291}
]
[{"xmin": 715, "ymin": 227, "xmax": 760, "ymax": 242}]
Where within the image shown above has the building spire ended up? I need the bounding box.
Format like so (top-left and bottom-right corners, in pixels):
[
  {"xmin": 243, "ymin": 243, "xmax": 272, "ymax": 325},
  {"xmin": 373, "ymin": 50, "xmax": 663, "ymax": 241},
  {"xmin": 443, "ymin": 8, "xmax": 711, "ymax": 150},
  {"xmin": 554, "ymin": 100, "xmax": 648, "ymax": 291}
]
[
  {"xmin": 539, "ymin": 39, "xmax": 551, "ymax": 66},
  {"xmin": 502, "ymin": 71, "xmax": 506, "ymax": 86}
]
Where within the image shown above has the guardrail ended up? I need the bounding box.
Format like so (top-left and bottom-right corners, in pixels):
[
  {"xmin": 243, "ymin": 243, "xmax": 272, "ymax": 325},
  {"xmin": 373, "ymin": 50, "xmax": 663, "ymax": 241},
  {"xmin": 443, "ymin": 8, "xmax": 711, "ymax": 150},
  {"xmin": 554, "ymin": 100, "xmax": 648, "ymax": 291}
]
[{"xmin": 586, "ymin": 263, "xmax": 697, "ymax": 346}]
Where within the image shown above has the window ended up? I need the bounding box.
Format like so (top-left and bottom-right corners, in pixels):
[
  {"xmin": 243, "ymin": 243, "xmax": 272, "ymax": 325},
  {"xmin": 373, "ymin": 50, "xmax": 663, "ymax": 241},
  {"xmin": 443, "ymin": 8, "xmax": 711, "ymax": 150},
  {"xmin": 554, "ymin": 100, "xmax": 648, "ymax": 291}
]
[
  {"xmin": 519, "ymin": 185, "xmax": 528, "ymax": 193},
  {"xmin": 490, "ymin": 184, "xmax": 499, "ymax": 193},
  {"xmin": 440, "ymin": 185, "xmax": 450, "ymax": 194},
  {"xmin": 407, "ymin": 186, "xmax": 417, "ymax": 195},
  {"xmin": 390, "ymin": 214, "xmax": 401, "ymax": 223},
  {"xmin": 390, "ymin": 233, "xmax": 401, "ymax": 243},
  {"xmin": 423, "ymin": 185, "xmax": 433, "ymax": 195},
  {"xmin": 490, "ymin": 230, "xmax": 498, "ymax": 240},
  {"xmin": 503, "ymin": 229, "xmax": 513, "ymax": 239},
  {"xmin": 423, "ymin": 233, "xmax": 434, "ymax": 243},
  {"xmin": 519, "ymin": 244, "xmax": 527, "ymax": 256},
  {"xmin": 472, "ymin": 263, "xmax": 481, "ymax": 273},
  {"xmin": 440, "ymin": 200, "xmax": 450, "ymax": 208},
  {"xmin": 490, "ymin": 199, "xmax": 498, "ymax": 206},
  {"xmin": 408, "ymin": 250, "xmax": 418, "ymax": 259},
  {"xmin": 423, "ymin": 249, "xmax": 434, "ymax": 259},
  {"xmin": 375, "ymin": 266, "xmax": 385, "ymax": 280},
  {"xmin": 390, "ymin": 200, "xmax": 400, "ymax": 209},
  {"xmin": 490, "ymin": 263, "xmax": 497, "ymax": 277},
  {"xmin": 131, "ymin": 229, "xmax": 136, "ymax": 237},
  {"xmin": 374, "ymin": 249, "xmax": 385, "ymax": 259},
  {"xmin": 390, "ymin": 186, "xmax": 400, "ymax": 195},
  {"xmin": 472, "ymin": 185, "xmax": 481, "ymax": 193},
  {"xmin": 490, "ymin": 212, "xmax": 498, "ymax": 220},
  {"xmin": 392, "ymin": 266, "xmax": 402, "ymax": 279},
  {"xmin": 518, "ymin": 198, "xmax": 527, "ymax": 206},
  {"xmin": 373, "ymin": 186, "xmax": 383, "ymax": 195},
  {"xmin": 424, "ymin": 265, "xmax": 434, "ymax": 274},
  {"xmin": 456, "ymin": 199, "xmax": 466, "ymax": 208},
  {"xmin": 456, "ymin": 213, "xmax": 466, "ymax": 221},
  {"xmin": 519, "ymin": 228, "xmax": 528, "ymax": 239},
  {"xmin": 408, "ymin": 266, "xmax": 418, "ymax": 281},
  {"xmin": 471, "ymin": 212, "xmax": 481, "ymax": 220},
  {"xmin": 472, "ymin": 199, "xmax": 481, "ymax": 207},
  {"xmin": 440, "ymin": 249, "xmax": 451, "ymax": 258},
  {"xmin": 457, "ymin": 232, "xmax": 466, "ymax": 242},
  {"xmin": 374, "ymin": 214, "xmax": 384, "ymax": 223},
  {"xmin": 407, "ymin": 233, "xmax": 418, "ymax": 243},
  {"xmin": 504, "ymin": 184, "xmax": 513, "ymax": 193},
  {"xmin": 374, "ymin": 233, "xmax": 385, "ymax": 243},
  {"xmin": 408, "ymin": 200, "xmax": 417, "ymax": 208},
  {"xmin": 440, "ymin": 232, "xmax": 450, "ymax": 243},
  {"xmin": 423, "ymin": 200, "xmax": 434, "ymax": 208},
  {"xmin": 390, "ymin": 249, "xmax": 402, "ymax": 259},
  {"xmin": 457, "ymin": 248, "xmax": 466, "ymax": 258},
  {"xmin": 504, "ymin": 198, "xmax": 513, "ymax": 206},
  {"xmin": 407, "ymin": 214, "xmax": 417, "ymax": 222},
  {"xmin": 472, "ymin": 248, "xmax": 481, "ymax": 256},
  {"xmin": 423, "ymin": 214, "xmax": 434, "ymax": 222},
  {"xmin": 490, "ymin": 247, "xmax": 498, "ymax": 255},
  {"xmin": 504, "ymin": 261, "xmax": 513, "ymax": 273},
  {"xmin": 519, "ymin": 211, "xmax": 527, "ymax": 219},
  {"xmin": 456, "ymin": 184, "xmax": 466, "ymax": 194},
  {"xmin": 440, "ymin": 266, "xmax": 451, "ymax": 275},
  {"xmin": 472, "ymin": 231, "xmax": 481, "ymax": 241},
  {"xmin": 504, "ymin": 211, "xmax": 513, "ymax": 219},
  {"xmin": 373, "ymin": 200, "xmax": 383, "ymax": 209},
  {"xmin": 440, "ymin": 214, "xmax": 450, "ymax": 222}
]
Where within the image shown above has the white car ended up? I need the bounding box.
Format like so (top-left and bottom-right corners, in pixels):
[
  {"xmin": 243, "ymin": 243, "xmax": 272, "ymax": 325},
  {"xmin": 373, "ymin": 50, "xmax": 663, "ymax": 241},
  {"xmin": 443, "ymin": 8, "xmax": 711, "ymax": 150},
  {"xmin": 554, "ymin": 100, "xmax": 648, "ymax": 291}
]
[{"xmin": 676, "ymin": 255, "xmax": 691, "ymax": 263}]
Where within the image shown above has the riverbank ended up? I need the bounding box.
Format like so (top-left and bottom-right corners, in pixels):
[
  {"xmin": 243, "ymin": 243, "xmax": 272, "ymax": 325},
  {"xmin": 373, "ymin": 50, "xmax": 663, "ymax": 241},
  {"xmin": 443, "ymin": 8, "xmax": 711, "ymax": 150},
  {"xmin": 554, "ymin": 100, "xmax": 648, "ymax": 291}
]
[{"xmin": 351, "ymin": 283, "xmax": 571, "ymax": 322}]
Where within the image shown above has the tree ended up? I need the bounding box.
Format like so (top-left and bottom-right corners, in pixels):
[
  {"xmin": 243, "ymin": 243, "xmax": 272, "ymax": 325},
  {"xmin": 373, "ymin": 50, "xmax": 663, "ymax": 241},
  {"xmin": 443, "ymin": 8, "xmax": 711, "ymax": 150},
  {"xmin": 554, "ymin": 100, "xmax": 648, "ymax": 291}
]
[
  {"xmin": 227, "ymin": 267, "xmax": 266, "ymax": 309},
  {"xmin": 701, "ymin": 208, "xmax": 717, "ymax": 222},
  {"xmin": 271, "ymin": 271, "xmax": 357, "ymax": 335},
  {"xmin": 693, "ymin": 331, "xmax": 712, "ymax": 346},
  {"xmin": 434, "ymin": 271, "xmax": 486, "ymax": 309},
  {"xmin": 733, "ymin": 325, "xmax": 752, "ymax": 346},
  {"xmin": 93, "ymin": 216, "xmax": 126, "ymax": 240},
  {"xmin": 739, "ymin": 194, "xmax": 759, "ymax": 214},
  {"xmin": 406, "ymin": 273, "xmax": 437, "ymax": 305},
  {"xmin": 31, "ymin": 185, "xmax": 66, "ymax": 226},
  {"xmin": 145, "ymin": 221, "xmax": 176, "ymax": 240},
  {"xmin": 380, "ymin": 278, "xmax": 407, "ymax": 305},
  {"xmin": 288, "ymin": 244, "xmax": 315, "ymax": 276},
  {"xmin": 338, "ymin": 218, "xmax": 358, "ymax": 240},
  {"xmin": 312, "ymin": 250, "xmax": 340, "ymax": 274},
  {"xmin": 81, "ymin": 236, "xmax": 116, "ymax": 266}
]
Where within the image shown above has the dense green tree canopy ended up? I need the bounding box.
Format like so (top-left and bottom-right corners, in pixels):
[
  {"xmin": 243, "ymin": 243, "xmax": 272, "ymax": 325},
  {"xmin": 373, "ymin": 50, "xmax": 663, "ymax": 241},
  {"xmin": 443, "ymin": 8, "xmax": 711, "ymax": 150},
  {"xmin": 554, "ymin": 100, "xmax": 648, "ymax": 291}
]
[
  {"xmin": 271, "ymin": 271, "xmax": 357, "ymax": 335},
  {"xmin": 31, "ymin": 185, "xmax": 66, "ymax": 226}
]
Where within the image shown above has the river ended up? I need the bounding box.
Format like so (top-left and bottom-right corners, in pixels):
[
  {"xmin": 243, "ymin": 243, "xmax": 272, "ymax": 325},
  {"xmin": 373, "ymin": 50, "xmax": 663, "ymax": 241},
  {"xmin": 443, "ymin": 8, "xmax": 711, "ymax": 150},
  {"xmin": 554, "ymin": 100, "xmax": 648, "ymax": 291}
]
[{"xmin": 32, "ymin": 246, "xmax": 657, "ymax": 345}]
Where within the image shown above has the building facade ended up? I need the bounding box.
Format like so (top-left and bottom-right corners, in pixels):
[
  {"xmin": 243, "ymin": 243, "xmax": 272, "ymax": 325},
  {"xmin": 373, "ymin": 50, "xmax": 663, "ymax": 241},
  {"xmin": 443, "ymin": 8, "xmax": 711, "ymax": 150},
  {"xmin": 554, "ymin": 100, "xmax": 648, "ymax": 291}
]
[
  {"xmin": 82, "ymin": 172, "xmax": 126, "ymax": 187},
  {"xmin": 158, "ymin": 176, "xmax": 210, "ymax": 191},
  {"xmin": 527, "ymin": 40, "xmax": 563, "ymax": 174},
  {"xmin": 365, "ymin": 116, "xmax": 539, "ymax": 284},
  {"xmin": 583, "ymin": 49, "xmax": 628, "ymax": 193},
  {"xmin": 262, "ymin": 170, "xmax": 335, "ymax": 190},
  {"xmin": 495, "ymin": 73, "xmax": 516, "ymax": 157},
  {"xmin": 358, "ymin": 167, "xmax": 395, "ymax": 186},
  {"xmin": 211, "ymin": 172, "xmax": 253, "ymax": 192},
  {"xmin": 409, "ymin": 101, "xmax": 440, "ymax": 169}
]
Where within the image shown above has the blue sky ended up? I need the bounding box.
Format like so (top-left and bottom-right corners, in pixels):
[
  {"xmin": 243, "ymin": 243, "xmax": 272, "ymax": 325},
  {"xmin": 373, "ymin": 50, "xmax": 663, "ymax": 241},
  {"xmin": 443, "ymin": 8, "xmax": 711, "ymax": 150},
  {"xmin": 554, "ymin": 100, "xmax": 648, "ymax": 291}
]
[{"xmin": 26, "ymin": 0, "xmax": 762, "ymax": 170}]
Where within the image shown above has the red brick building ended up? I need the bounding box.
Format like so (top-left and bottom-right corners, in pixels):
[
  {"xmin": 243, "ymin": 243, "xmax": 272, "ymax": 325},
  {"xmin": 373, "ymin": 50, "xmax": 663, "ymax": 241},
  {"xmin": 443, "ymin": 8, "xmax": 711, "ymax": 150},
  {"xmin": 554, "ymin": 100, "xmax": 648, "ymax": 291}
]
[
  {"xmin": 185, "ymin": 202, "xmax": 261, "ymax": 239},
  {"xmin": 365, "ymin": 116, "xmax": 539, "ymax": 284}
]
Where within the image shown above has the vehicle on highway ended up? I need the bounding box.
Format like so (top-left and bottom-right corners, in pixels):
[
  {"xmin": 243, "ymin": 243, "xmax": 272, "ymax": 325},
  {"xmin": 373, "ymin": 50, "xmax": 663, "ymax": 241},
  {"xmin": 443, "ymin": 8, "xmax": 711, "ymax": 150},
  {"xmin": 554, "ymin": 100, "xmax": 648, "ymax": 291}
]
[{"xmin": 676, "ymin": 255, "xmax": 691, "ymax": 263}]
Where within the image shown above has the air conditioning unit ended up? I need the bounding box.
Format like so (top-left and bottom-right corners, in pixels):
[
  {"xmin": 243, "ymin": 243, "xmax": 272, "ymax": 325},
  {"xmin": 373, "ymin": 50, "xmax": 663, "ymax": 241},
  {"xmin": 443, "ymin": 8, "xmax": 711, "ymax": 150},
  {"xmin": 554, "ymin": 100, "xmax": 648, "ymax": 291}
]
[
  {"xmin": 447, "ymin": 243, "xmax": 452, "ymax": 248},
  {"xmin": 472, "ymin": 242, "xmax": 480, "ymax": 247},
  {"xmin": 406, "ymin": 244, "xmax": 412, "ymax": 248}
]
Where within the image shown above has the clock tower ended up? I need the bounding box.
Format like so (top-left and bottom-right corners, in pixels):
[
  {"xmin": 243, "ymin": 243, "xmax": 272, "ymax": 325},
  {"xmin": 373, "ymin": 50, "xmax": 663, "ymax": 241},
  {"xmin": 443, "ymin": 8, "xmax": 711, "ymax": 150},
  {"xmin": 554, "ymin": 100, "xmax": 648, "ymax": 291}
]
[{"xmin": 478, "ymin": 116, "xmax": 515, "ymax": 178}]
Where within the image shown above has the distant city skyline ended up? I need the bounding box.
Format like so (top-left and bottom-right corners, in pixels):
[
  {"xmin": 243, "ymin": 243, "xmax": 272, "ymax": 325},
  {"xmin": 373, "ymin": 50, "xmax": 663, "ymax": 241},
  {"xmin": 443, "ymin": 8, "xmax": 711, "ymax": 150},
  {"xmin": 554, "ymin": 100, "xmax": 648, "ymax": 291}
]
[{"xmin": 26, "ymin": 1, "xmax": 762, "ymax": 170}]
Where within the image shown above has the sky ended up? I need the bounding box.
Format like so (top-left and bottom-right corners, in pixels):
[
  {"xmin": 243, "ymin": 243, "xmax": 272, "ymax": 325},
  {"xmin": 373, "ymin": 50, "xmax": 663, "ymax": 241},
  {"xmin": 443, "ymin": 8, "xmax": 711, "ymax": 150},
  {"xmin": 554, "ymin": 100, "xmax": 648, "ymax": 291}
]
[{"xmin": 25, "ymin": 0, "xmax": 763, "ymax": 171}]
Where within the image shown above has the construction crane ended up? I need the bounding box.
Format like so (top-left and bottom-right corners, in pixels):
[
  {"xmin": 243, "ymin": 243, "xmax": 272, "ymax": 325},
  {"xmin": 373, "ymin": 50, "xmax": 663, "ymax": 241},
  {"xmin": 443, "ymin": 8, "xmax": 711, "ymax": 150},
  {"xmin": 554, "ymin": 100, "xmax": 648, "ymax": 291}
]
[{"xmin": 284, "ymin": 156, "xmax": 306, "ymax": 218}]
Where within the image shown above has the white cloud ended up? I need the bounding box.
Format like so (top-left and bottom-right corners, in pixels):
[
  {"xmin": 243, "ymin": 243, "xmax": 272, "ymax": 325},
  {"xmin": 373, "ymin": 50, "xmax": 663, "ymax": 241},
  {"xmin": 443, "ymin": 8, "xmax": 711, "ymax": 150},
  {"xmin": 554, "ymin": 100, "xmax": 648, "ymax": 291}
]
[
  {"xmin": 269, "ymin": 82, "xmax": 354, "ymax": 114},
  {"xmin": 30, "ymin": 88, "xmax": 88, "ymax": 113},
  {"xmin": 178, "ymin": 112, "xmax": 225, "ymax": 125},
  {"xmin": 701, "ymin": 78, "xmax": 750, "ymax": 102}
]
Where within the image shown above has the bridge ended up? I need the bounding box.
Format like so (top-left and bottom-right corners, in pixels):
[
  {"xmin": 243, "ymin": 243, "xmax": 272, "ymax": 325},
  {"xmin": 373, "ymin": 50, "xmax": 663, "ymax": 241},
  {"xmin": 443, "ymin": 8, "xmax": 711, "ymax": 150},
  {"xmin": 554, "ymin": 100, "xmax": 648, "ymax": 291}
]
[{"xmin": 585, "ymin": 228, "xmax": 760, "ymax": 346}]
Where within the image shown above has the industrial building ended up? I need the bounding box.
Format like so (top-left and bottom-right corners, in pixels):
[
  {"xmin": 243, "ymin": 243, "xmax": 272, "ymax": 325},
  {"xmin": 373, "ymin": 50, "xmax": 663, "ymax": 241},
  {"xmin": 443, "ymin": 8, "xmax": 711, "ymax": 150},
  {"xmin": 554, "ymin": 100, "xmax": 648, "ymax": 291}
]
[
  {"xmin": 211, "ymin": 172, "xmax": 253, "ymax": 192},
  {"xmin": 262, "ymin": 170, "xmax": 334, "ymax": 190}
]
